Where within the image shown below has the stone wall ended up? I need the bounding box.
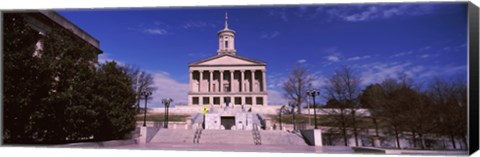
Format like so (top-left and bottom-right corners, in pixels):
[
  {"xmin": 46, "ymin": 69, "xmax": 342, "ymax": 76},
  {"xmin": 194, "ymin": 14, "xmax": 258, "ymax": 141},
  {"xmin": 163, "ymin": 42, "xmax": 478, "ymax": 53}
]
[{"xmin": 150, "ymin": 105, "xmax": 281, "ymax": 115}]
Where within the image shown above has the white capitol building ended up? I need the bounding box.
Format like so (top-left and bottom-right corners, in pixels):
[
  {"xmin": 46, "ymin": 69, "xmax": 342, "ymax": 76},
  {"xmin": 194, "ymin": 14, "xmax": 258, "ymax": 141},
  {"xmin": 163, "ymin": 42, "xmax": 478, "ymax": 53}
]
[
  {"xmin": 187, "ymin": 13, "xmax": 268, "ymax": 109},
  {"xmin": 154, "ymin": 13, "xmax": 280, "ymax": 130}
]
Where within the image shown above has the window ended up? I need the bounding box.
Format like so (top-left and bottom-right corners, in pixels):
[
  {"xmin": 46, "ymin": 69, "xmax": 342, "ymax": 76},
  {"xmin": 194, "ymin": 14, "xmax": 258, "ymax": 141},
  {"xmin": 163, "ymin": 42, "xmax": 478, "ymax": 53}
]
[
  {"xmin": 225, "ymin": 41, "xmax": 228, "ymax": 48},
  {"xmin": 213, "ymin": 97, "xmax": 220, "ymax": 105},
  {"xmin": 192, "ymin": 97, "xmax": 199, "ymax": 105},
  {"xmin": 203, "ymin": 97, "xmax": 210, "ymax": 105},
  {"xmin": 235, "ymin": 97, "xmax": 242, "ymax": 105},
  {"xmin": 246, "ymin": 97, "xmax": 252, "ymax": 105},
  {"xmin": 256, "ymin": 97, "xmax": 263, "ymax": 105}
]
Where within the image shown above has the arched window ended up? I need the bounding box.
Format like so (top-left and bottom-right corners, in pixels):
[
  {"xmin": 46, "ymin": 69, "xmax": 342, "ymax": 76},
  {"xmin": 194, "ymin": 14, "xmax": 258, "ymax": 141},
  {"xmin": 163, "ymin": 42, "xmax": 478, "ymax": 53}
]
[{"xmin": 225, "ymin": 41, "xmax": 229, "ymax": 48}]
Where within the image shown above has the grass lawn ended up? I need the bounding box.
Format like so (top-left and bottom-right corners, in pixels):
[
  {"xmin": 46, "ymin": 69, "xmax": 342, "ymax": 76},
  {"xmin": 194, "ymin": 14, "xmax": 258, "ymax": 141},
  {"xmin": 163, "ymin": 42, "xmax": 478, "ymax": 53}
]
[
  {"xmin": 267, "ymin": 114, "xmax": 387, "ymax": 129},
  {"xmin": 135, "ymin": 113, "xmax": 190, "ymax": 122}
]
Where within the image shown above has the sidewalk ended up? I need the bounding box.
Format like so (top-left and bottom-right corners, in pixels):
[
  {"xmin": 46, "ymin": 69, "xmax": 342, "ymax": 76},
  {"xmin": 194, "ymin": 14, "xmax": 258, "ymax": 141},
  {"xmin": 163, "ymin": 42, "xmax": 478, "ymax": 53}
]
[{"xmin": 110, "ymin": 143, "xmax": 354, "ymax": 153}]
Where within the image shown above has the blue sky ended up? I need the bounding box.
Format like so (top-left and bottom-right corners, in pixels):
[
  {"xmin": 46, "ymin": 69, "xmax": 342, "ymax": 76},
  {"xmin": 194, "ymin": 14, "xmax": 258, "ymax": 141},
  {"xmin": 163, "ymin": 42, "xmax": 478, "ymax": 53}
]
[{"xmin": 57, "ymin": 2, "xmax": 468, "ymax": 107}]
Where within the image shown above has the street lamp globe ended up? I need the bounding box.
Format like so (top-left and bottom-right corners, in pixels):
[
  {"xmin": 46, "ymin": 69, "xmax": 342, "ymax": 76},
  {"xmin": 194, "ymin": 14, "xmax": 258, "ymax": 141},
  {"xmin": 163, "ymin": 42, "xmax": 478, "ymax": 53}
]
[
  {"xmin": 141, "ymin": 90, "xmax": 153, "ymax": 127},
  {"xmin": 162, "ymin": 98, "xmax": 174, "ymax": 128},
  {"xmin": 306, "ymin": 89, "xmax": 320, "ymax": 129}
]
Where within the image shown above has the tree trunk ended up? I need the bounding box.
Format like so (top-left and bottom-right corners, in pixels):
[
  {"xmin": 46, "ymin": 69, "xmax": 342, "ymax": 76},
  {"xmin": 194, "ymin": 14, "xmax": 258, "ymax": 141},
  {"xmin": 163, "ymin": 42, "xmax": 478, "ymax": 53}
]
[
  {"xmin": 297, "ymin": 100, "xmax": 302, "ymax": 114},
  {"xmin": 373, "ymin": 118, "xmax": 379, "ymax": 137},
  {"xmin": 419, "ymin": 133, "xmax": 426, "ymax": 149},
  {"xmin": 351, "ymin": 110, "xmax": 358, "ymax": 146},
  {"xmin": 342, "ymin": 126, "xmax": 348, "ymax": 146},
  {"xmin": 450, "ymin": 133, "xmax": 456, "ymax": 149},
  {"xmin": 394, "ymin": 127, "xmax": 401, "ymax": 149},
  {"xmin": 461, "ymin": 134, "xmax": 468, "ymax": 150},
  {"xmin": 411, "ymin": 129, "xmax": 416, "ymax": 148},
  {"xmin": 340, "ymin": 109, "xmax": 348, "ymax": 146}
]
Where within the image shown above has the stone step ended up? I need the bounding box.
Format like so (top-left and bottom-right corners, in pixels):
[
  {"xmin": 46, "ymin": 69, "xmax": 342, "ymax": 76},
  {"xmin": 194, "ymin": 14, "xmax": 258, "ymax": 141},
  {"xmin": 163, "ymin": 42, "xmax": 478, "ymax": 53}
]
[
  {"xmin": 259, "ymin": 131, "xmax": 308, "ymax": 146},
  {"xmin": 150, "ymin": 129, "xmax": 308, "ymax": 146},
  {"xmin": 200, "ymin": 130, "xmax": 254, "ymax": 145},
  {"xmin": 150, "ymin": 129, "xmax": 196, "ymax": 144}
]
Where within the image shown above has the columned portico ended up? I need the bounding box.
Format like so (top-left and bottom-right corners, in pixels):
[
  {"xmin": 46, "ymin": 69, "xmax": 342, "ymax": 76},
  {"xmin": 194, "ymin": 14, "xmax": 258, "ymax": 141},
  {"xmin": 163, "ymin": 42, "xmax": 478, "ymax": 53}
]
[{"xmin": 187, "ymin": 13, "xmax": 268, "ymax": 109}]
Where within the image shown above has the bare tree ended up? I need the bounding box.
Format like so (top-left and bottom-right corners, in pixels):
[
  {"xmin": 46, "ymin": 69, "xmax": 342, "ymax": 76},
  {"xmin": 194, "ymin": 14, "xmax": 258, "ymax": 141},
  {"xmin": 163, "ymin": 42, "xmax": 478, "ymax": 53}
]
[
  {"xmin": 397, "ymin": 85, "xmax": 436, "ymax": 149},
  {"xmin": 365, "ymin": 78, "xmax": 405, "ymax": 149},
  {"xmin": 122, "ymin": 64, "xmax": 157, "ymax": 111},
  {"xmin": 323, "ymin": 66, "xmax": 362, "ymax": 146},
  {"xmin": 427, "ymin": 77, "xmax": 467, "ymax": 149},
  {"xmin": 283, "ymin": 65, "xmax": 313, "ymax": 114},
  {"xmin": 359, "ymin": 84, "xmax": 385, "ymax": 140}
]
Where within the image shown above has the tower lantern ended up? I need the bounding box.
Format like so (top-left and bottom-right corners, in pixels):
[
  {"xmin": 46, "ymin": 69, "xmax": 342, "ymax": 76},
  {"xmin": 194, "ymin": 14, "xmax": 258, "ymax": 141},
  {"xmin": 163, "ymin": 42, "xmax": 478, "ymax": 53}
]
[{"xmin": 217, "ymin": 12, "xmax": 236, "ymax": 55}]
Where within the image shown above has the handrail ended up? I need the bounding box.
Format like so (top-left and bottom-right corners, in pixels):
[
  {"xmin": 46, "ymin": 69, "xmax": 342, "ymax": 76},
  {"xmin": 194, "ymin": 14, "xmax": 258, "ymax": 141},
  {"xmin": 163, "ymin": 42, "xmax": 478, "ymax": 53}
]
[
  {"xmin": 193, "ymin": 128, "xmax": 202, "ymax": 143},
  {"xmin": 252, "ymin": 124, "xmax": 262, "ymax": 145}
]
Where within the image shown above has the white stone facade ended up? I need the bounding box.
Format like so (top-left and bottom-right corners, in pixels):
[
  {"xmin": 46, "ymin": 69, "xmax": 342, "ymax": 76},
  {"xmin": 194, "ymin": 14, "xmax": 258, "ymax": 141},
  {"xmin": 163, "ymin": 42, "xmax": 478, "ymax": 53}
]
[{"xmin": 187, "ymin": 13, "xmax": 268, "ymax": 109}]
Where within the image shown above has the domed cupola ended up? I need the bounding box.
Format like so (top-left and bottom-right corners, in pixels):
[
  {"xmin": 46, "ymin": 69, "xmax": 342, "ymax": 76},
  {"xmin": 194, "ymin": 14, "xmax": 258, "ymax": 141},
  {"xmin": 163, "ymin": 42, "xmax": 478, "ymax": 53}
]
[{"xmin": 217, "ymin": 12, "xmax": 237, "ymax": 55}]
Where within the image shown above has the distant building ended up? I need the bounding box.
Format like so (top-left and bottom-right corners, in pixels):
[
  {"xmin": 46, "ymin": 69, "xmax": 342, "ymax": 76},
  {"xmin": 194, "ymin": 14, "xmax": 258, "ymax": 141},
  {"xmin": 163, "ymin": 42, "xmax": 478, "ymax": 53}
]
[{"xmin": 188, "ymin": 13, "xmax": 268, "ymax": 108}]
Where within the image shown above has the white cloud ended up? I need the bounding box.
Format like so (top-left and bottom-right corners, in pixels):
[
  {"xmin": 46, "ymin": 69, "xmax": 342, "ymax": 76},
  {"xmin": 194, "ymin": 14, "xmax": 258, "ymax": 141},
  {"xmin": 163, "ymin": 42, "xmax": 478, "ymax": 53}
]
[
  {"xmin": 310, "ymin": 75, "xmax": 328, "ymax": 88},
  {"xmin": 359, "ymin": 62, "xmax": 412, "ymax": 85},
  {"xmin": 344, "ymin": 6, "xmax": 379, "ymax": 22},
  {"xmin": 326, "ymin": 55, "xmax": 340, "ymax": 62},
  {"xmin": 260, "ymin": 31, "xmax": 280, "ymax": 39},
  {"xmin": 391, "ymin": 50, "xmax": 413, "ymax": 58},
  {"xmin": 182, "ymin": 21, "xmax": 216, "ymax": 29},
  {"xmin": 267, "ymin": 89, "xmax": 287, "ymax": 105},
  {"xmin": 143, "ymin": 28, "xmax": 167, "ymax": 35},
  {"xmin": 129, "ymin": 22, "xmax": 169, "ymax": 36},
  {"xmin": 98, "ymin": 53, "xmax": 125, "ymax": 66},
  {"xmin": 297, "ymin": 59, "xmax": 307, "ymax": 63},
  {"xmin": 358, "ymin": 61, "xmax": 467, "ymax": 86},
  {"xmin": 147, "ymin": 72, "xmax": 189, "ymax": 107},
  {"xmin": 267, "ymin": 72, "xmax": 286, "ymax": 89},
  {"xmin": 420, "ymin": 54, "xmax": 430, "ymax": 58},
  {"xmin": 325, "ymin": 4, "xmax": 435, "ymax": 22},
  {"xmin": 347, "ymin": 55, "xmax": 370, "ymax": 61}
]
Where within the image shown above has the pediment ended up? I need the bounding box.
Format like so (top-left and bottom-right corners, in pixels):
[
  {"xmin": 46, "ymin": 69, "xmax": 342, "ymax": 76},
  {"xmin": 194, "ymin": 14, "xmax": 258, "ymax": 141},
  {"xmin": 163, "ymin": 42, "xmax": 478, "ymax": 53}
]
[{"xmin": 190, "ymin": 55, "xmax": 265, "ymax": 66}]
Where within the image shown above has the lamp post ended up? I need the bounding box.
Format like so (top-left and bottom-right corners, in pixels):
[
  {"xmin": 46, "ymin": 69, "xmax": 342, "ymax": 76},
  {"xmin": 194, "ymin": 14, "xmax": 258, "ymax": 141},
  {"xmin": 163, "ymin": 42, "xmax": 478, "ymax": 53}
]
[
  {"xmin": 306, "ymin": 89, "xmax": 320, "ymax": 129},
  {"xmin": 162, "ymin": 98, "xmax": 173, "ymax": 128},
  {"xmin": 279, "ymin": 105, "xmax": 285, "ymax": 130},
  {"xmin": 136, "ymin": 72, "xmax": 142, "ymax": 113},
  {"xmin": 141, "ymin": 90, "xmax": 152, "ymax": 127},
  {"xmin": 289, "ymin": 101, "xmax": 296, "ymax": 131}
]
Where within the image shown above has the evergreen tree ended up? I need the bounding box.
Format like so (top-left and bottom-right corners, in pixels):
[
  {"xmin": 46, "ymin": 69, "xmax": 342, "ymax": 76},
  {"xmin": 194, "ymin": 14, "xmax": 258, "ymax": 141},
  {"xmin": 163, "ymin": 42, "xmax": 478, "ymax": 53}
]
[
  {"xmin": 4, "ymin": 13, "xmax": 136, "ymax": 144},
  {"xmin": 3, "ymin": 13, "xmax": 51, "ymax": 144},
  {"xmin": 93, "ymin": 62, "xmax": 137, "ymax": 140}
]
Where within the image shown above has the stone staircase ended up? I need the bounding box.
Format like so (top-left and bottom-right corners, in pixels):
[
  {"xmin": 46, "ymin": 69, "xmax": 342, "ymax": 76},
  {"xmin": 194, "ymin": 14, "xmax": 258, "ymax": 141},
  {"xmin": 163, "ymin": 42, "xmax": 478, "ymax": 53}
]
[
  {"xmin": 259, "ymin": 130, "xmax": 308, "ymax": 146},
  {"xmin": 199, "ymin": 130, "xmax": 254, "ymax": 144},
  {"xmin": 150, "ymin": 129, "xmax": 197, "ymax": 144}
]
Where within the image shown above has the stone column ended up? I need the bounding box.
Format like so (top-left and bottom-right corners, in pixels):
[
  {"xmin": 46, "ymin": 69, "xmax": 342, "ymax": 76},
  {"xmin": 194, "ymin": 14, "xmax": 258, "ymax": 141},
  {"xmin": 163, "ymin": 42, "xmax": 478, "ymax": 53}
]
[
  {"xmin": 241, "ymin": 96, "xmax": 245, "ymax": 109},
  {"xmin": 264, "ymin": 96, "xmax": 268, "ymax": 106},
  {"xmin": 220, "ymin": 96, "xmax": 224, "ymax": 108},
  {"xmin": 209, "ymin": 70, "xmax": 213, "ymax": 92},
  {"xmin": 199, "ymin": 70, "xmax": 203, "ymax": 93},
  {"xmin": 262, "ymin": 70, "xmax": 267, "ymax": 92},
  {"xmin": 240, "ymin": 70, "xmax": 245, "ymax": 93},
  {"xmin": 220, "ymin": 70, "xmax": 224, "ymax": 92},
  {"xmin": 189, "ymin": 70, "xmax": 193, "ymax": 92},
  {"xmin": 253, "ymin": 96, "xmax": 257, "ymax": 106},
  {"xmin": 252, "ymin": 70, "xmax": 256, "ymax": 92},
  {"xmin": 230, "ymin": 70, "xmax": 234, "ymax": 93}
]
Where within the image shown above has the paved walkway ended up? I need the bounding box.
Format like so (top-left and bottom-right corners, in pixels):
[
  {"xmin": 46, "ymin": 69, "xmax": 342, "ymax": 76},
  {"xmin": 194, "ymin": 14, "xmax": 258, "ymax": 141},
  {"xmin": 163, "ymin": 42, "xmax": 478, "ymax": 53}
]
[{"xmin": 111, "ymin": 143, "xmax": 353, "ymax": 153}]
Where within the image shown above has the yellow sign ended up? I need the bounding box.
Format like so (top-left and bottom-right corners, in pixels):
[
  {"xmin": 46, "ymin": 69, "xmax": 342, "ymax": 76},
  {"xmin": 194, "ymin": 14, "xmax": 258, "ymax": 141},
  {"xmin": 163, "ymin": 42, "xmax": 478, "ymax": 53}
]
[{"xmin": 202, "ymin": 107, "xmax": 208, "ymax": 115}]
